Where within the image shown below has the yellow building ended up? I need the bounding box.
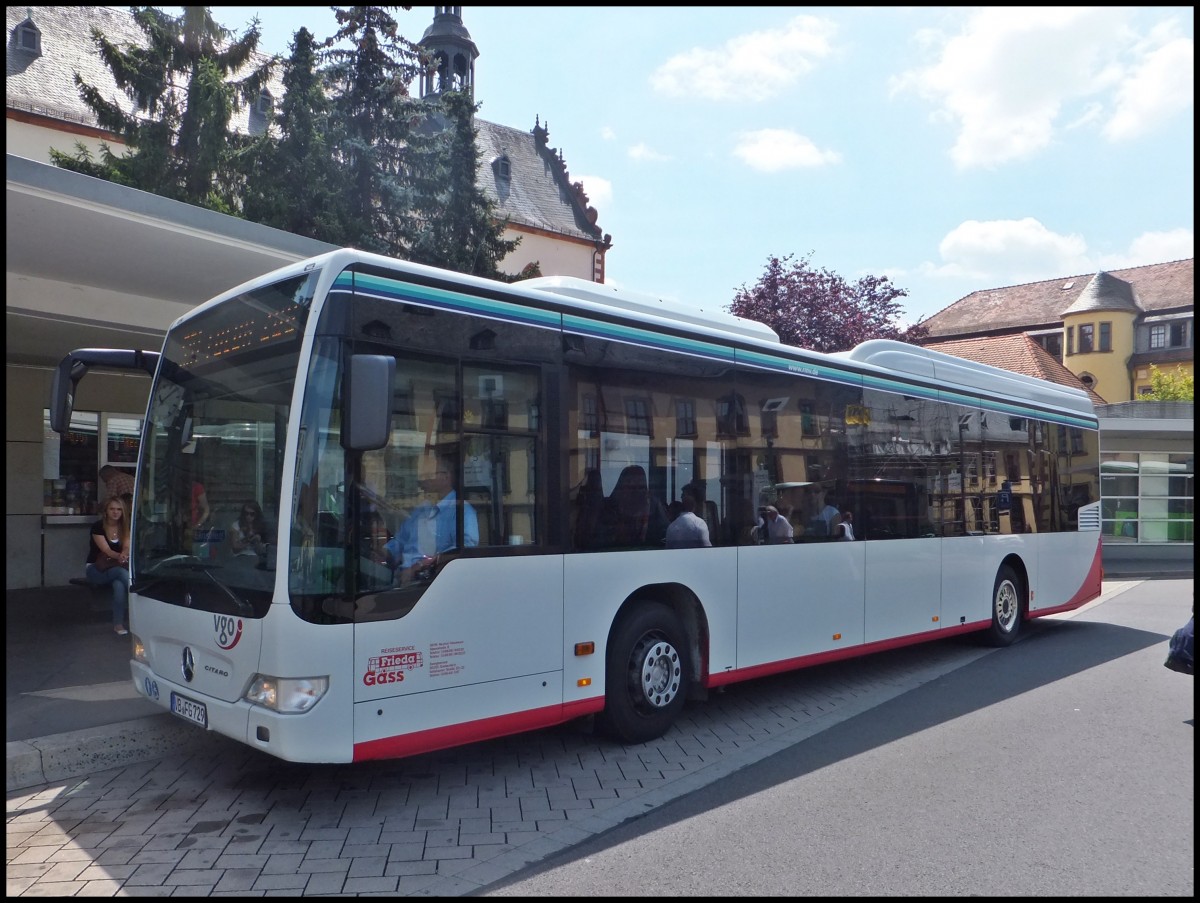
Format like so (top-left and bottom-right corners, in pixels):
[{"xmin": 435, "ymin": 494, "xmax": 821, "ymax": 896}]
[{"xmin": 919, "ymin": 259, "xmax": 1193, "ymax": 404}]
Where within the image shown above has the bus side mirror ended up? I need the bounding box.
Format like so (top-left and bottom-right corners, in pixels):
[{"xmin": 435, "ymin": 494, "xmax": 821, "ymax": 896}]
[
  {"xmin": 50, "ymin": 348, "xmax": 159, "ymax": 434},
  {"xmin": 344, "ymin": 354, "xmax": 395, "ymax": 451}
]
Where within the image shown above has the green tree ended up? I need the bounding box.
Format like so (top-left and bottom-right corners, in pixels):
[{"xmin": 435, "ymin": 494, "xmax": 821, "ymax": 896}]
[
  {"xmin": 322, "ymin": 5, "xmax": 438, "ymax": 257},
  {"xmin": 242, "ymin": 27, "xmax": 345, "ymax": 239},
  {"xmin": 406, "ymin": 89, "xmax": 521, "ymax": 278},
  {"xmin": 1141, "ymin": 364, "xmax": 1194, "ymax": 401},
  {"xmin": 49, "ymin": 6, "xmax": 274, "ymax": 214},
  {"xmin": 728, "ymin": 253, "xmax": 927, "ymax": 353}
]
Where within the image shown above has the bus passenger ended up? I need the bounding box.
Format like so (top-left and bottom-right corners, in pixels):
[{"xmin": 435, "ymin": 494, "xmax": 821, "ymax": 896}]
[
  {"xmin": 665, "ymin": 492, "xmax": 712, "ymax": 549},
  {"xmin": 595, "ymin": 465, "xmax": 669, "ymax": 549},
  {"xmin": 834, "ymin": 509, "xmax": 856, "ymax": 541},
  {"xmin": 230, "ymin": 500, "xmax": 268, "ymax": 559},
  {"xmin": 756, "ymin": 505, "xmax": 794, "ymax": 544},
  {"xmin": 386, "ymin": 457, "xmax": 478, "ymax": 584},
  {"xmin": 361, "ymin": 510, "xmax": 393, "ymax": 567}
]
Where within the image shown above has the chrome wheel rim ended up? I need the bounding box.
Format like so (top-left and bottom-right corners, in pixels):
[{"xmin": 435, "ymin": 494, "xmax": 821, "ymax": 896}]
[
  {"xmin": 995, "ymin": 579, "xmax": 1019, "ymax": 633},
  {"xmin": 635, "ymin": 636, "xmax": 682, "ymax": 710}
]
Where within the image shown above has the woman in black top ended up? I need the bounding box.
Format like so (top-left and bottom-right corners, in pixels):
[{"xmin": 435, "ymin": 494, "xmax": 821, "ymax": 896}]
[{"xmin": 86, "ymin": 495, "xmax": 131, "ymax": 635}]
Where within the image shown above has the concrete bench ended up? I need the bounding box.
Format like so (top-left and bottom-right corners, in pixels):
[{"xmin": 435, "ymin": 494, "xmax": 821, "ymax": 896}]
[{"xmin": 68, "ymin": 576, "xmax": 113, "ymax": 613}]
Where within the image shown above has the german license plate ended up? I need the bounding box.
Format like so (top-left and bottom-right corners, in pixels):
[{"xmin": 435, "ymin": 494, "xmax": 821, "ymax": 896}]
[{"xmin": 170, "ymin": 692, "xmax": 208, "ymax": 728}]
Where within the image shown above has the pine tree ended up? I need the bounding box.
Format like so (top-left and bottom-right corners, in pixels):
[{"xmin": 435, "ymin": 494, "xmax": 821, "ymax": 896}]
[
  {"xmin": 406, "ymin": 90, "xmax": 521, "ymax": 278},
  {"xmin": 49, "ymin": 6, "xmax": 274, "ymax": 214},
  {"xmin": 242, "ymin": 27, "xmax": 345, "ymax": 240},
  {"xmin": 728, "ymin": 253, "xmax": 927, "ymax": 353},
  {"xmin": 321, "ymin": 5, "xmax": 438, "ymax": 257}
]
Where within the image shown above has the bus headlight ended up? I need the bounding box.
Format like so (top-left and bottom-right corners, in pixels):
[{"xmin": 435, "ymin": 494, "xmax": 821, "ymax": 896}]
[
  {"xmin": 245, "ymin": 675, "xmax": 329, "ymax": 713},
  {"xmin": 132, "ymin": 635, "xmax": 147, "ymax": 663}
]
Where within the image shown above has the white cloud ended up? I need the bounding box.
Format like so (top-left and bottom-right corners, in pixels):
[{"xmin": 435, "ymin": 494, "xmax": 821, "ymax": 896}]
[
  {"xmin": 650, "ymin": 15, "xmax": 836, "ymax": 102},
  {"xmin": 1099, "ymin": 228, "xmax": 1195, "ymax": 269},
  {"xmin": 926, "ymin": 218, "xmax": 1091, "ymax": 282},
  {"xmin": 600, "ymin": 126, "xmax": 616, "ymax": 141},
  {"xmin": 918, "ymin": 218, "xmax": 1193, "ymax": 288},
  {"xmin": 732, "ymin": 129, "xmax": 841, "ymax": 172},
  {"xmin": 890, "ymin": 8, "xmax": 1193, "ymax": 169},
  {"xmin": 1104, "ymin": 35, "xmax": 1194, "ymax": 141},
  {"xmin": 575, "ymin": 175, "xmax": 612, "ymax": 210},
  {"xmin": 628, "ymin": 143, "xmax": 672, "ymax": 162}
]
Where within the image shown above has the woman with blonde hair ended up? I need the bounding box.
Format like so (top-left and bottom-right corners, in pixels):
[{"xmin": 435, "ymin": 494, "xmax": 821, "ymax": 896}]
[{"xmin": 86, "ymin": 494, "xmax": 132, "ymax": 635}]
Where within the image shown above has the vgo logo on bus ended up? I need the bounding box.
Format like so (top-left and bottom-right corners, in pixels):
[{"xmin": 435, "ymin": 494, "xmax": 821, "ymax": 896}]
[
  {"xmin": 364, "ymin": 648, "xmax": 423, "ymax": 686},
  {"xmin": 214, "ymin": 614, "xmax": 243, "ymax": 650}
]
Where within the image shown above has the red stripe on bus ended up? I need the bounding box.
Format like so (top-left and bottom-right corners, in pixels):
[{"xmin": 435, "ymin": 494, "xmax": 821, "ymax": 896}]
[
  {"xmin": 1029, "ymin": 539, "xmax": 1104, "ymax": 618},
  {"xmin": 706, "ymin": 620, "xmax": 990, "ymax": 688},
  {"xmin": 352, "ymin": 695, "xmax": 605, "ymax": 762}
]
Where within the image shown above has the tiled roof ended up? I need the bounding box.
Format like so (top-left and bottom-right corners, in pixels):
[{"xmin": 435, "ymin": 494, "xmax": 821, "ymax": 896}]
[
  {"xmin": 6, "ymin": 6, "xmax": 603, "ymax": 244},
  {"xmin": 922, "ymin": 258, "xmax": 1194, "ymax": 338},
  {"xmin": 922, "ymin": 333, "xmax": 1107, "ymax": 404}
]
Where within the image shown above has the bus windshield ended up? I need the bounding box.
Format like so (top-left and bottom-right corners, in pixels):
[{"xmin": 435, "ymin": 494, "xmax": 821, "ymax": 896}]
[{"xmin": 132, "ymin": 272, "xmax": 316, "ymax": 618}]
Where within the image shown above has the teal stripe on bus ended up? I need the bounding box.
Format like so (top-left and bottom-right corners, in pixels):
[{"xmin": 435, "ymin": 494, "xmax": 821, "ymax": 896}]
[
  {"xmin": 334, "ymin": 270, "xmax": 561, "ymax": 331},
  {"xmin": 331, "ymin": 270, "xmax": 1097, "ymax": 430}
]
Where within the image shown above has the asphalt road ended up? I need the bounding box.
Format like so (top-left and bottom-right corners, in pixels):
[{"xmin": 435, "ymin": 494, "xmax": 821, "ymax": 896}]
[{"xmin": 475, "ymin": 579, "xmax": 1194, "ymax": 897}]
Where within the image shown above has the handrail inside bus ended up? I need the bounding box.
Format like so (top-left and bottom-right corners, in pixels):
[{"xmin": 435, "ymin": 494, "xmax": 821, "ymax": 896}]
[{"xmin": 49, "ymin": 348, "xmax": 160, "ymax": 435}]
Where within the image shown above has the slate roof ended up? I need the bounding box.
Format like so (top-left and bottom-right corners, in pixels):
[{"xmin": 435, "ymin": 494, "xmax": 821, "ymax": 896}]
[
  {"xmin": 475, "ymin": 118, "xmax": 606, "ymax": 241},
  {"xmin": 7, "ymin": 6, "xmax": 151, "ymax": 129},
  {"xmin": 922, "ymin": 258, "xmax": 1194, "ymax": 338},
  {"xmin": 6, "ymin": 6, "xmax": 606, "ymax": 246},
  {"xmin": 921, "ymin": 333, "xmax": 1106, "ymax": 404}
]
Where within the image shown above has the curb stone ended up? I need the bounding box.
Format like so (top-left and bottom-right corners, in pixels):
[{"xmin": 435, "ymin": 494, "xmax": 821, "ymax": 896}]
[{"xmin": 6, "ymin": 713, "xmax": 211, "ymax": 792}]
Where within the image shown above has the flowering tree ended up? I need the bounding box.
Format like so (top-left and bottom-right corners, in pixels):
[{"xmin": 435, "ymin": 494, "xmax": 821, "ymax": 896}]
[{"xmin": 729, "ymin": 253, "xmax": 927, "ymax": 353}]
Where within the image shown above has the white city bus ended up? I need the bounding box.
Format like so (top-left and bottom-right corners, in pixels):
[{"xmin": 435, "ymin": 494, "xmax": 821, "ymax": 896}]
[{"xmin": 50, "ymin": 248, "xmax": 1103, "ymax": 763}]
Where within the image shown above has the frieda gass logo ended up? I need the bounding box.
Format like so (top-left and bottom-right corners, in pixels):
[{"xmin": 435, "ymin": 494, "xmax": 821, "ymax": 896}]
[{"xmin": 364, "ymin": 647, "xmax": 423, "ymax": 686}]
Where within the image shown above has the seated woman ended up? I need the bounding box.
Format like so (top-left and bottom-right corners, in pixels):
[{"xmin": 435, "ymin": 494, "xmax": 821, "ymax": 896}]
[
  {"xmin": 86, "ymin": 495, "xmax": 132, "ymax": 636},
  {"xmin": 229, "ymin": 500, "xmax": 270, "ymax": 563}
]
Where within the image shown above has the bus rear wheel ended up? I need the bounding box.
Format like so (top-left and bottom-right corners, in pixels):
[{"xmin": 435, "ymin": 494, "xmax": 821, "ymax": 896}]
[
  {"xmin": 987, "ymin": 565, "xmax": 1024, "ymax": 647},
  {"xmin": 599, "ymin": 602, "xmax": 689, "ymax": 744}
]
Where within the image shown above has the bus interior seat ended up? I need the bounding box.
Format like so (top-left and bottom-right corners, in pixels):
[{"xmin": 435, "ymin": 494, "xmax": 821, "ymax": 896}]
[
  {"xmin": 315, "ymin": 511, "xmax": 341, "ymax": 547},
  {"xmin": 464, "ymin": 490, "xmax": 491, "ymax": 546}
]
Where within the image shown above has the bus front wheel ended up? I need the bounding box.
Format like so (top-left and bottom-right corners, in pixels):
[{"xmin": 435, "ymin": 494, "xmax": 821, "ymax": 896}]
[
  {"xmin": 599, "ymin": 602, "xmax": 689, "ymax": 744},
  {"xmin": 987, "ymin": 565, "xmax": 1024, "ymax": 647}
]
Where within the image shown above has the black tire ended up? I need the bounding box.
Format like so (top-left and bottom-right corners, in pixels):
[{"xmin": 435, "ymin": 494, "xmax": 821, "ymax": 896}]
[
  {"xmin": 986, "ymin": 564, "xmax": 1024, "ymax": 647},
  {"xmin": 599, "ymin": 602, "xmax": 690, "ymax": 744}
]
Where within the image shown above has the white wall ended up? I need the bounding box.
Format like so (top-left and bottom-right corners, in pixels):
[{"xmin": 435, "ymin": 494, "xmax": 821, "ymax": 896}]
[
  {"xmin": 499, "ymin": 228, "xmax": 597, "ymax": 283},
  {"xmin": 6, "ymin": 118, "xmax": 125, "ymax": 165}
]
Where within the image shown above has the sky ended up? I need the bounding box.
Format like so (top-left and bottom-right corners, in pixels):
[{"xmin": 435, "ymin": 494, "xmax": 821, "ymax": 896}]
[{"xmin": 200, "ymin": 6, "xmax": 1194, "ymax": 325}]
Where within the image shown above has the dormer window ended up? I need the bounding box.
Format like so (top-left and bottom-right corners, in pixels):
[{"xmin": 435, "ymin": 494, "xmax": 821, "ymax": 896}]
[
  {"xmin": 253, "ymin": 90, "xmax": 274, "ymax": 116},
  {"xmin": 14, "ymin": 17, "xmax": 41, "ymax": 55},
  {"xmin": 492, "ymin": 154, "xmax": 511, "ymax": 182}
]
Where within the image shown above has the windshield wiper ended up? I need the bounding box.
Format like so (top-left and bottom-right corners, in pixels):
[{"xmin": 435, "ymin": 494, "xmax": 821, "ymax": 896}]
[
  {"xmin": 140, "ymin": 555, "xmax": 254, "ymax": 615},
  {"xmin": 190, "ymin": 561, "xmax": 255, "ymax": 616}
]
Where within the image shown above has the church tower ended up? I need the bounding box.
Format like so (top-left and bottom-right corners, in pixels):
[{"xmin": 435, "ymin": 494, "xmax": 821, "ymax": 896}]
[{"xmin": 418, "ymin": 7, "xmax": 479, "ymax": 100}]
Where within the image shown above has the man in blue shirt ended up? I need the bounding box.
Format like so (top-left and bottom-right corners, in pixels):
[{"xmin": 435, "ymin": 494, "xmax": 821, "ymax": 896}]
[{"xmin": 386, "ymin": 458, "xmax": 478, "ymax": 585}]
